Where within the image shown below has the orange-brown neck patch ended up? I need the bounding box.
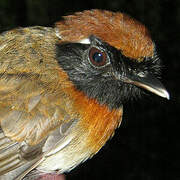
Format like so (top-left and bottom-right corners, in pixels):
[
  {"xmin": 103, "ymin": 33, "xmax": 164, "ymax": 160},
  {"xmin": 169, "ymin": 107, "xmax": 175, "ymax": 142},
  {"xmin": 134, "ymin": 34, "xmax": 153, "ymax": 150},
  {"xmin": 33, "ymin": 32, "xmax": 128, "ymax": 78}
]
[
  {"xmin": 56, "ymin": 9, "xmax": 154, "ymax": 60},
  {"xmin": 58, "ymin": 69, "xmax": 123, "ymax": 154}
]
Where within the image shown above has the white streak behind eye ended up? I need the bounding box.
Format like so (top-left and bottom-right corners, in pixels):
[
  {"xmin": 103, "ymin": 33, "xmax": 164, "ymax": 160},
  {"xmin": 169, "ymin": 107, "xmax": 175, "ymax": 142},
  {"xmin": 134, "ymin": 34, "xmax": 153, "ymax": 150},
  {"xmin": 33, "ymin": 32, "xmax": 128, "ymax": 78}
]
[
  {"xmin": 78, "ymin": 38, "xmax": 91, "ymax": 44},
  {"xmin": 55, "ymin": 28, "xmax": 62, "ymax": 39}
]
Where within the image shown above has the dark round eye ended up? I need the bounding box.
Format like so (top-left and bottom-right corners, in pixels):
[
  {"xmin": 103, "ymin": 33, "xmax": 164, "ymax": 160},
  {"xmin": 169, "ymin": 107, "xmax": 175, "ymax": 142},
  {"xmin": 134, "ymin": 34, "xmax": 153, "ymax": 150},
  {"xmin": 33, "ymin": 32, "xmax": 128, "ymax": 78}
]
[{"xmin": 89, "ymin": 47, "xmax": 107, "ymax": 67}]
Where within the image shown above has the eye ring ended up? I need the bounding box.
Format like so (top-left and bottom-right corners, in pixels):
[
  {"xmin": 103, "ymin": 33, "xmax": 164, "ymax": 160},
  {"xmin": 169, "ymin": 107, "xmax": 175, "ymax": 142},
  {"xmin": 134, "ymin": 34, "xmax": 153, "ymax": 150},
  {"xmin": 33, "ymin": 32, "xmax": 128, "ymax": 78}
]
[{"xmin": 89, "ymin": 47, "xmax": 108, "ymax": 67}]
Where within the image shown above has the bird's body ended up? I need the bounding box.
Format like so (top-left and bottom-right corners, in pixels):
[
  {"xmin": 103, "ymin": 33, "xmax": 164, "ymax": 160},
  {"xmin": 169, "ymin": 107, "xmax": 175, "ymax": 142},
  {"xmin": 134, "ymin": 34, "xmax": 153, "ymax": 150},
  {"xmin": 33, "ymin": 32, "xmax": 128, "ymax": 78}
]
[{"xmin": 0, "ymin": 10, "xmax": 169, "ymax": 179}]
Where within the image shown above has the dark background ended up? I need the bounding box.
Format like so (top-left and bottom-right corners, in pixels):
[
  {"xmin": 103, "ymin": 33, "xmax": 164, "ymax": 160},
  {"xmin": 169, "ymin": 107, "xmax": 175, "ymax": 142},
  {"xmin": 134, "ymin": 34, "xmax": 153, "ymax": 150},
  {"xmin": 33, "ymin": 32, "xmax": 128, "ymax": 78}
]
[{"xmin": 0, "ymin": 0, "xmax": 179, "ymax": 179}]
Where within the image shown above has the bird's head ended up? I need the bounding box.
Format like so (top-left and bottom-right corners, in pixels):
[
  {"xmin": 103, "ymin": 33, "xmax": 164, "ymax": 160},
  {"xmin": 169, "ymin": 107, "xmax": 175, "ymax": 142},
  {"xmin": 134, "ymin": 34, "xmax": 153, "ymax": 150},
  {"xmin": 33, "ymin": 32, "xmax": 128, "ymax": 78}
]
[{"xmin": 55, "ymin": 9, "xmax": 169, "ymax": 109}]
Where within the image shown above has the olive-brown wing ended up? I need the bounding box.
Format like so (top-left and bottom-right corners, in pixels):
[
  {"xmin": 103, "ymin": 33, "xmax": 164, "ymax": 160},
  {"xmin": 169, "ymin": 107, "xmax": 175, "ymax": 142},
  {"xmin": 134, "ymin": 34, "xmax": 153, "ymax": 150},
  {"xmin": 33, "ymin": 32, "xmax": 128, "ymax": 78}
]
[{"xmin": 0, "ymin": 26, "xmax": 75, "ymax": 179}]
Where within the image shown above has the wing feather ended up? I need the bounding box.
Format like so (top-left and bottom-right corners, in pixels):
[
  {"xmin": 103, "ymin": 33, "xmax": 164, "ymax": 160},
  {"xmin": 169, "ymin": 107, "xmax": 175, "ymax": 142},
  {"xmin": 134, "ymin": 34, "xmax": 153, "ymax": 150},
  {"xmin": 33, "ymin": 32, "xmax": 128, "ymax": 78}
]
[{"xmin": 0, "ymin": 26, "xmax": 76, "ymax": 179}]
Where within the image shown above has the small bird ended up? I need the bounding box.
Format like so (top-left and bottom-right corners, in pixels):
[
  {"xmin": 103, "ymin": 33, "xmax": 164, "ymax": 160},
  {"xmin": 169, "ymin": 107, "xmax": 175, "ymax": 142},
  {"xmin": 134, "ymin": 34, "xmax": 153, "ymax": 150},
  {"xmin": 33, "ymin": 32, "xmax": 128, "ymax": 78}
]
[{"xmin": 0, "ymin": 9, "xmax": 169, "ymax": 180}]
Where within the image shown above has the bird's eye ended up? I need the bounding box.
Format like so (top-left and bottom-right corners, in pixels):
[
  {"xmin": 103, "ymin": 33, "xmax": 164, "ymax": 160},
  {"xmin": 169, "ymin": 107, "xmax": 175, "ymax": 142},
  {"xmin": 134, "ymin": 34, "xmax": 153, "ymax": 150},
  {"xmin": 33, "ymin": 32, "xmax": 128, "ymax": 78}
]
[{"xmin": 89, "ymin": 47, "xmax": 107, "ymax": 67}]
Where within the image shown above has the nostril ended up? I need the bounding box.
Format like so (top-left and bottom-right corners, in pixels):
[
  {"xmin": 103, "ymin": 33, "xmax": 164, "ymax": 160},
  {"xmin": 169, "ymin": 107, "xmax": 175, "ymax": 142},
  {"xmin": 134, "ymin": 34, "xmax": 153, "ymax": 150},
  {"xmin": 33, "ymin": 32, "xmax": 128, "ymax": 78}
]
[{"xmin": 137, "ymin": 71, "xmax": 146, "ymax": 78}]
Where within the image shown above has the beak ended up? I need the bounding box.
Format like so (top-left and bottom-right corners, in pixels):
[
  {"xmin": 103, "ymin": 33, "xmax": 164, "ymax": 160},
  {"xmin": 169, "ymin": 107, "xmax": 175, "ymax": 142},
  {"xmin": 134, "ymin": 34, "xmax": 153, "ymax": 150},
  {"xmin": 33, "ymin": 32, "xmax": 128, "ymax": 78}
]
[{"xmin": 121, "ymin": 72, "xmax": 170, "ymax": 99}]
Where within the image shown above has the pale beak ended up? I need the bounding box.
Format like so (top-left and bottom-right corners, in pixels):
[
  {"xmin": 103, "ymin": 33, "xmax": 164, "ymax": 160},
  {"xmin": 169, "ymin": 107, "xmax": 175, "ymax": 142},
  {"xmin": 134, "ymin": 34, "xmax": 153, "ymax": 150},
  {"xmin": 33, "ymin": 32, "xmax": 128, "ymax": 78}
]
[{"xmin": 122, "ymin": 72, "xmax": 170, "ymax": 99}]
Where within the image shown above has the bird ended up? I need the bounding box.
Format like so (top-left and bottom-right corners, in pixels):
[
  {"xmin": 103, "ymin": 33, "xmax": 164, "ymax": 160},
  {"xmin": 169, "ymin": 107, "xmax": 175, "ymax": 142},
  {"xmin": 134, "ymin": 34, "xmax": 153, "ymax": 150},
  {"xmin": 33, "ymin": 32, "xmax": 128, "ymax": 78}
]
[{"xmin": 0, "ymin": 9, "xmax": 169, "ymax": 180}]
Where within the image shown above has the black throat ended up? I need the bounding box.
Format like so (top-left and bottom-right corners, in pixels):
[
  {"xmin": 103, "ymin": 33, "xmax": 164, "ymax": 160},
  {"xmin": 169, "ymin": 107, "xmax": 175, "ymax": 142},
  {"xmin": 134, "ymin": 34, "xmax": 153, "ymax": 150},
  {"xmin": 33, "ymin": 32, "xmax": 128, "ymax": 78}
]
[{"xmin": 55, "ymin": 38, "xmax": 161, "ymax": 110}]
